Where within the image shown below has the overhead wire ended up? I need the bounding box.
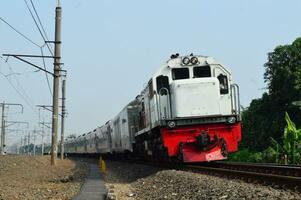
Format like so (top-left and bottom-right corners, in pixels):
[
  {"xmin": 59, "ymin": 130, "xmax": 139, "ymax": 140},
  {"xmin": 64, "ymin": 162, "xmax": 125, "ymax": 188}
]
[
  {"xmin": 23, "ymin": 0, "xmax": 54, "ymax": 97},
  {"xmin": 29, "ymin": 0, "xmax": 54, "ymax": 54},
  {"xmin": 0, "ymin": 57, "xmax": 38, "ymax": 115},
  {"xmin": 0, "ymin": 17, "xmax": 41, "ymax": 47},
  {"xmin": 0, "ymin": 69, "xmax": 39, "ymax": 116},
  {"xmin": 23, "ymin": 0, "xmax": 53, "ymax": 56},
  {"xmin": 40, "ymin": 47, "xmax": 53, "ymax": 96},
  {"xmin": 0, "ymin": 15, "xmax": 52, "ymax": 97},
  {"xmin": 4, "ymin": 59, "xmax": 37, "ymax": 107},
  {"xmin": 1, "ymin": 1, "xmax": 61, "ymax": 125}
]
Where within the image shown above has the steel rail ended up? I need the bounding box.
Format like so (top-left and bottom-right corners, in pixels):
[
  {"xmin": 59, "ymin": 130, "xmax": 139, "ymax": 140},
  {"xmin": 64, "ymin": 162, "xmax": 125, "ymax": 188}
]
[
  {"xmin": 210, "ymin": 162, "xmax": 301, "ymax": 177},
  {"xmin": 185, "ymin": 165, "xmax": 301, "ymax": 187}
]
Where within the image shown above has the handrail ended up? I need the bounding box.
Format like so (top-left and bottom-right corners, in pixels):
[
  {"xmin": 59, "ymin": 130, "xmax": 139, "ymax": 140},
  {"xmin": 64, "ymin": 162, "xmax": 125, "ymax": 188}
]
[{"xmin": 230, "ymin": 84, "xmax": 241, "ymax": 120}]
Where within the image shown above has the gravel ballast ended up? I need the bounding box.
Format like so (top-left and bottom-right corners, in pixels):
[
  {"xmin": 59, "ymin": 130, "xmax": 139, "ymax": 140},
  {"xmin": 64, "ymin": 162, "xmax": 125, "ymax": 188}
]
[{"xmin": 104, "ymin": 160, "xmax": 301, "ymax": 200}]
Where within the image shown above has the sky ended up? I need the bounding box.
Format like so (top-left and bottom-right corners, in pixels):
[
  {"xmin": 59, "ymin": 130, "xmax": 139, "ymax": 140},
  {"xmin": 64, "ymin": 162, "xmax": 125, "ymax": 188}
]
[{"xmin": 1, "ymin": 0, "xmax": 301, "ymax": 147}]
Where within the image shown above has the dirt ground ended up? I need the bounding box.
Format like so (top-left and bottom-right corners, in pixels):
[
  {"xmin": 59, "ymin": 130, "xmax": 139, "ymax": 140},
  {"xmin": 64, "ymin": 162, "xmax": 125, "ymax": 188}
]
[{"xmin": 0, "ymin": 155, "xmax": 88, "ymax": 200}]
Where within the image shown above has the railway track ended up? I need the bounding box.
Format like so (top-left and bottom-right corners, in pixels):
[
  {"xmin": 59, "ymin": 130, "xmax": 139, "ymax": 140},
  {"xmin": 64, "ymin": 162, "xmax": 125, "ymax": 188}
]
[
  {"xmin": 113, "ymin": 157, "xmax": 301, "ymax": 191},
  {"xmin": 183, "ymin": 162, "xmax": 301, "ymax": 191}
]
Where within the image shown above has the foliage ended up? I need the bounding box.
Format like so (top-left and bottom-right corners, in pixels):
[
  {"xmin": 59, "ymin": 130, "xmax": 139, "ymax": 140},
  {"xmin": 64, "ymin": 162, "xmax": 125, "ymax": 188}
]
[
  {"xmin": 241, "ymin": 38, "xmax": 301, "ymax": 151},
  {"xmin": 233, "ymin": 112, "xmax": 301, "ymax": 164},
  {"xmin": 228, "ymin": 148, "xmax": 263, "ymax": 163},
  {"xmin": 261, "ymin": 147, "xmax": 277, "ymax": 163},
  {"xmin": 283, "ymin": 112, "xmax": 301, "ymax": 163}
]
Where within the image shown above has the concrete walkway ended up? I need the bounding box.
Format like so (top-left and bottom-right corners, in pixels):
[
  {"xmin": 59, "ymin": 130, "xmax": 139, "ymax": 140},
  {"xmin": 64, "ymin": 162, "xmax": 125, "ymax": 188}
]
[{"xmin": 73, "ymin": 164, "xmax": 107, "ymax": 200}]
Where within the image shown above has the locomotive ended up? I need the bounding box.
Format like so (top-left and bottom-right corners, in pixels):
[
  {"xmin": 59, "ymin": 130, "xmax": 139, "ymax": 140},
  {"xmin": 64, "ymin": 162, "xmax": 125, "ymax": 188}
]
[{"xmin": 64, "ymin": 54, "xmax": 242, "ymax": 162}]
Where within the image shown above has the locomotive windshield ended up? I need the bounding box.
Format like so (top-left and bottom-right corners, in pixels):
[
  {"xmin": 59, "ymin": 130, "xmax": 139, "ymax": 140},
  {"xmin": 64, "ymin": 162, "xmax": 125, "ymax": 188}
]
[
  {"xmin": 172, "ymin": 68, "xmax": 189, "ymax": 80},
  {"xmin": 193, "ymin": 65, "xmax": 211, "ymax": 78}
]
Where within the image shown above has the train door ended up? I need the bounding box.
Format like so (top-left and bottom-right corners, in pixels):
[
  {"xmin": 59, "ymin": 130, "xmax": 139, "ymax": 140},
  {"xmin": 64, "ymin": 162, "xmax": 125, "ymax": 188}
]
[{"xmin": 213, "ymin": 66, "xmax": 232, "ymax": 115}]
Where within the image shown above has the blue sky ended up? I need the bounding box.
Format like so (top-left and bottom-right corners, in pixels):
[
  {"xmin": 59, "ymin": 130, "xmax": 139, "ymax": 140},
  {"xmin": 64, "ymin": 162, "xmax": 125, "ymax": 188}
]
[{"xmin": 1, "ymin": 0, "xmax": 301, "ymax": 146}]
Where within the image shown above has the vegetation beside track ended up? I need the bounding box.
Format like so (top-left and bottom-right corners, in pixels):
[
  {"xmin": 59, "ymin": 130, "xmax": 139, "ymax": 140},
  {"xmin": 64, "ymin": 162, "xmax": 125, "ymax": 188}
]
[
  {"xmin": 230, "ymin": 111, "xmax": 301, "ymax": 164},
  {"xmin": 233, "ymin": 37, "xmax": 301, "ymax": 164}
]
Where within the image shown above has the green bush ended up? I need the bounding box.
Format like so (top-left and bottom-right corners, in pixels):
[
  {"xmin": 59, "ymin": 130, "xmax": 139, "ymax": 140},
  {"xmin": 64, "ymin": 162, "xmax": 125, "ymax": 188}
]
[
  {"xmin": 262, "ymin": 147, "xmax": 277, "ymax": 163},
  {"xmin": 228, "ymin": 148, "xmax": 262, "ymax": 162},
  {"xmin": 250, "ymin": 152, "xmax": 263, "ymax": 162}
]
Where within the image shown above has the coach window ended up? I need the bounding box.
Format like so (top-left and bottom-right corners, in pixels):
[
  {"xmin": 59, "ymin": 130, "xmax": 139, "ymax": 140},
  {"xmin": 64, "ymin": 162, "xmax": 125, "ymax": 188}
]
[
  {"xmin": 217, "ymin": 74, "xmax": 229, "ymax": 94},
  {"xmin": 172, "ymin": 68, "xmax": 189, "ymax": 80},
  {"xmin": 193, "ymin": 65, "xmax": 211, "ymax": 78}
]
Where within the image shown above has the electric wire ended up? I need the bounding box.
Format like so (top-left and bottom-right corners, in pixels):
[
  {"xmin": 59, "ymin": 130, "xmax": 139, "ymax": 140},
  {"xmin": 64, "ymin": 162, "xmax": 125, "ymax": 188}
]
[
  {"xmin": 23, "ymin": 0, "xmax": 54, "ymax": 56},
  {"xmin": 29, "ymin": 0, "xmax": 54, "ymax": 53},
  {"xmin": 0, "ymin": 17, "xmax": 40, "ymax": 47},
  {"xmin": 5, "ymin": 60, "xmax": 37, "ymax": 107},
  {"xmin": 23, "ymin": 0, "xmax": 54, "ymax": 98},
  {"xmin": 40, "ymin": 47, "xmax": 52, "ymax": 96},
  {"xmin": 0, "ymin": 16, "xmax": 52, "ymax": 96},
  {"xmin": 0, "ymin": 70, "xmax": 38, "ymax": 116},
  {"xmin": 0, "ymin": 58, "xmax": 39, "ymax": 116}
]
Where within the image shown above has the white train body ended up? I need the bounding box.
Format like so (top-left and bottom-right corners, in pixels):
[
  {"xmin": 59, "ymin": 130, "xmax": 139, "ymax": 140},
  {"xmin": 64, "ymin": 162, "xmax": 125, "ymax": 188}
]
[{"xmin": 136, "ymin": 55, "xmax": 237, "ymax": 135}]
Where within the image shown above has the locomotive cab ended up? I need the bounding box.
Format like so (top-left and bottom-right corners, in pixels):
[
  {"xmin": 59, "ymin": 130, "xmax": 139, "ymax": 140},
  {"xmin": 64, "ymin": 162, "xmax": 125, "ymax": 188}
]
[{"xmin": 154, "ymin": 55, "xmax": 239, "ymax": 122}]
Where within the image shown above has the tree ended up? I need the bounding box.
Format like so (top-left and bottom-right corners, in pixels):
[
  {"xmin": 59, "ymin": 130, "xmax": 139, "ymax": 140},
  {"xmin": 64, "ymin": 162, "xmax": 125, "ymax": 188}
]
[
  {"xmin": 241, "ymin": 38, "xmax": 301, "ymax": 151},
  {"xmin": 264, "ymin": 38, "xmax": 301, "ymax": 97}
]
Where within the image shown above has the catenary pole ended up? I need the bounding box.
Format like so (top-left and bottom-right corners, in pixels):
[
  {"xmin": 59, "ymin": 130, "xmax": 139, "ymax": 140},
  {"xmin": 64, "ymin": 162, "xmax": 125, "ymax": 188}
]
[
  {"xmin": 27, "ymin": 131, "xmax": 30, "ymax": 155},
  {"xmin": 0, "ymin": 102, "xmax": 23, "ymax": 155},
  {"xmin": 51, "ymin": 2, "xmax": 62, "ymax": 165},
  {"xmin": 41, "ymin": 120, "xmax": 45, "ymax": 156},
  {"xmin": 1, "ymin": 102, "xmax": 4, "ymax": 155},
  {"xmin": 33, "ymin": 130, "xmax": 36, "ymax": 156},
  {"xmin": 23, "ymin": 136, "xmax": 26, "ymax": 155}
]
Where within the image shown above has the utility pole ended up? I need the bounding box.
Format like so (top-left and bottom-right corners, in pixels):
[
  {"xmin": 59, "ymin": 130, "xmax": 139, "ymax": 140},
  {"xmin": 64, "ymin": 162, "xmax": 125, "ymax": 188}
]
[
  {"xmin": 27, "ymin": 131, "xmax": 30, "ymax": 155},
  {"xmin": 60, "ymin": 79, "xmax": 66, "ymax": 159},
  {"xmin": 19, "ymin": 136, "xmax": 23, "ymax": 155},
  {"xmin": 1, "ymin": 103, "xmax": 5, "ymax": 155},
  {"xmin": 0, "ymin": 102, "xmax": 23, "ymax": 155},
  {"xmin": 39, "ymin": 119, "xmax": 51, "ymax": 156},
  {"xmin": 51, "ymin": 1, "xmax": 62, "ymax": 166},
  {"xmin": 23, "ymin": 136, "xmax": 26, "ymax": 155},
  {"xmin": 41, "ymin": 120, "xmax": 45, "ymax": 156},
  {"xmin": 41, "ymin": 131, "xmax": 44, "ymax": 156},
  {"xmin": 33, "ymin": 130, "xmax": 36, "ymax": 156},
  {"xmin": 31, "ymin": 129, "xmax": 43, "ymax": 157}
]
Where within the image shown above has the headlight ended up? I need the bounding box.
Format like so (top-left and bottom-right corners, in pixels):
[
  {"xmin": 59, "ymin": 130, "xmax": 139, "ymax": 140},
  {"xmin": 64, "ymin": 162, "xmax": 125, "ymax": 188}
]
[
  {"xmin": 167, "ymin": 121, "xmax": 176, "ymax": 128},
  {"xmin": 190, "ymin": 56, "xmax": 198, "ymax": 65},
  {"xmin": 182, "ymin": 57, "xmax": 190, "ymax": 65},
  {"xmin": 227, "ymin": 117, "xmax": 236, "ymax": 124}
]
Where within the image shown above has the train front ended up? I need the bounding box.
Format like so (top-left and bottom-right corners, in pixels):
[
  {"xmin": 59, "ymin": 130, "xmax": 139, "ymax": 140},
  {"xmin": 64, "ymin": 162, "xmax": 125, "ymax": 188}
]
[{"xmin": 155, "ymin": 54, "xmax": 241, "ymax": 162}]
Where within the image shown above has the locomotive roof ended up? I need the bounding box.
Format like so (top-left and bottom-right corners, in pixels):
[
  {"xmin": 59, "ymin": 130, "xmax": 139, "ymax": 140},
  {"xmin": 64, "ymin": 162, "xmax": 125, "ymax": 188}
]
[{"xmin": 154, "ymin": 54, "xmax": 231, "ymax": 75}]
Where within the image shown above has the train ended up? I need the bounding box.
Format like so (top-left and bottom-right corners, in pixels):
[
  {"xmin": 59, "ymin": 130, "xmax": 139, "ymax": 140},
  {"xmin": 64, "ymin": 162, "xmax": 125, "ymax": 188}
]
[{"xmin": 63, "ymin": 54, "xmax": 242, "ymax": 162}]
